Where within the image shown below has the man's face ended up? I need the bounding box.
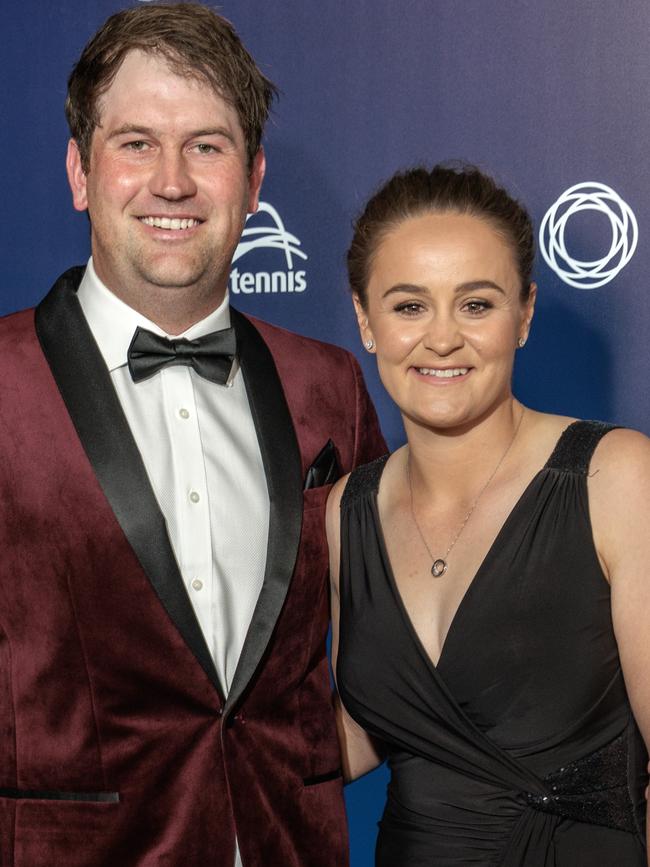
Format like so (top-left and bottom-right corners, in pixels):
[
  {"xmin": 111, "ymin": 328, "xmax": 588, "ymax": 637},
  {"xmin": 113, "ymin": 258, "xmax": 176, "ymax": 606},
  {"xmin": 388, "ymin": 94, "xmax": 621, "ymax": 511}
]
[{"xmin": 67, "ymin": 50, "xmax": 265, "ymax": 316}]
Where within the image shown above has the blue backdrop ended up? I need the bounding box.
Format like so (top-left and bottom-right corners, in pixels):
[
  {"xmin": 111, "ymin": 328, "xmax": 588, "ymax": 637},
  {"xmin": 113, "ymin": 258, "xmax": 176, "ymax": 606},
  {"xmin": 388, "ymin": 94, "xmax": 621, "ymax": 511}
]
[{"xmin": 3, "ymin": 1, "xmax": 649, "ymax": 863}]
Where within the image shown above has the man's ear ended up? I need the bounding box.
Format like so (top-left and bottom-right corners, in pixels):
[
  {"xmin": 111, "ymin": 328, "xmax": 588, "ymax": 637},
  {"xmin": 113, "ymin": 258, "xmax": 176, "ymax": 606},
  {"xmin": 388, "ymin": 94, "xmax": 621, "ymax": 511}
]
[
  {"xmin": 66, "ymin": 139, "xmax": 89, "ymax": 212},
  {"xmin": 352, "ymin": 294, "xmax": 375, "ymax": 352},
  {"xmin": 247, "ymin": 147, "xmax": 266, "ymax": 214}
]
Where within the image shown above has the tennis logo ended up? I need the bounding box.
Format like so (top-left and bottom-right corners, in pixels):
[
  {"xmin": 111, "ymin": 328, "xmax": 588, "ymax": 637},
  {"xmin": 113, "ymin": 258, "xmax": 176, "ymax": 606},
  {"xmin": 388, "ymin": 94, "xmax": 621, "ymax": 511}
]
[
  {"xmin": 539, "ymin": 182, "xmax": 638, "ymax": 290},
  {"xmin": 230, "ymin": 201, "xmax": 308, "ymax": 295}
]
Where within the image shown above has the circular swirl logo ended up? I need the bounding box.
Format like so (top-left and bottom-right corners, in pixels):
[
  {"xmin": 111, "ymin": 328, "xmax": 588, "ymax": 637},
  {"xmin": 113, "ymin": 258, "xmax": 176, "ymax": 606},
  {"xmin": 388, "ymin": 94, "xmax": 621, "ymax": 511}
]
[{"xmin": 539, "ymin": 182, "xmax": 638, "ymax": 289}]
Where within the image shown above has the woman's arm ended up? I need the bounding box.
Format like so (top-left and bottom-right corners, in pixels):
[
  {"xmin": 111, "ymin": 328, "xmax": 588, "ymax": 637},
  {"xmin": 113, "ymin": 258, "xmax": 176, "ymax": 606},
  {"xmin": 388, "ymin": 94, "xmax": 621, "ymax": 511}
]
[
  {"xmin": 326, "ymin": 475, "xmax": 385, "ymax": 782},
  {"xmin": 590, "ymin": 428, "xmax": 650, "ymax": 862}
]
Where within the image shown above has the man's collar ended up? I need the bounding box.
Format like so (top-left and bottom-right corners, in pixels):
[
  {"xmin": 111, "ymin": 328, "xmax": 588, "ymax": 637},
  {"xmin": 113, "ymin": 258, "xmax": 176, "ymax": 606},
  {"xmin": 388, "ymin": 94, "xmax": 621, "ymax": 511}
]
[{"xmin": 77, "ymin": 258, "xmax": 232, "ymax": 373}]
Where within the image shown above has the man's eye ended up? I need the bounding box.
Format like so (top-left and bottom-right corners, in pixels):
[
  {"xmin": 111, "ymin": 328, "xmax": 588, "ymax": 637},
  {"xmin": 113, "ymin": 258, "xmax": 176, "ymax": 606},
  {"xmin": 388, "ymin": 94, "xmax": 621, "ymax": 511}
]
[
  {"xmin": 126, "ymin": 140, "xmax": 149, "ymax": 151},
  {"xmin": 194, "ymin": 143, "xmax": 217, "ymax": 154}
]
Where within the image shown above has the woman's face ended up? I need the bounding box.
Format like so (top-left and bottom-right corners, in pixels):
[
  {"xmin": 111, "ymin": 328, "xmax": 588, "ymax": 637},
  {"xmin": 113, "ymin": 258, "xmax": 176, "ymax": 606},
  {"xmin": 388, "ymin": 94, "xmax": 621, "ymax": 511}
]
[{"xmin": 355, "ymin": 211, "xmax": 535, "ymax": 433}]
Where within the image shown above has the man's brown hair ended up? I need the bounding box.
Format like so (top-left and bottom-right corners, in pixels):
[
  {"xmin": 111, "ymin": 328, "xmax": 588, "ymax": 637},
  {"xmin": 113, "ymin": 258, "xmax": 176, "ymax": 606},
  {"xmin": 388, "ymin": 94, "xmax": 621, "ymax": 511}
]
[{"xmin": 65, "ymin": 2, "xmax": 277, "ymax": 172}]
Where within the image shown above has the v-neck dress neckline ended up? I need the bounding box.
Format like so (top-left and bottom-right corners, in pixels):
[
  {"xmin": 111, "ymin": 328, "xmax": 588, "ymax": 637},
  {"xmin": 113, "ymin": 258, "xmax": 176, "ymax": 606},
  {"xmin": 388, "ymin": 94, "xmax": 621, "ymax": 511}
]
[{"xmin": 373, "ymin": 460, "xmax": 547, "ymax": 672}]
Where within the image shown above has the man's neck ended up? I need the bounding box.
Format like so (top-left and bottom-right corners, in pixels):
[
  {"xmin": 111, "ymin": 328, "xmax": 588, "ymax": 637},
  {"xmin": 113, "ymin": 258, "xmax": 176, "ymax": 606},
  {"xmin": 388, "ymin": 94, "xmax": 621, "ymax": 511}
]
[
  {"xmin": 121, "ymin": 296, "xmax": 227, "ymax": 336},
  {"xmin": 83, "ymin": 258, "xmax": 230, "ymax": 336}
]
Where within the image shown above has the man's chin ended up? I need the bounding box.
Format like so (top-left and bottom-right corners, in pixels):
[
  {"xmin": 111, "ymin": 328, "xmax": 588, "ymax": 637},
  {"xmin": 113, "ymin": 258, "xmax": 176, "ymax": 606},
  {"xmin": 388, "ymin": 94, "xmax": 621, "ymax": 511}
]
[{"xmin": 135, "ymin": 263, "xmax": 216, "ymax": 292}]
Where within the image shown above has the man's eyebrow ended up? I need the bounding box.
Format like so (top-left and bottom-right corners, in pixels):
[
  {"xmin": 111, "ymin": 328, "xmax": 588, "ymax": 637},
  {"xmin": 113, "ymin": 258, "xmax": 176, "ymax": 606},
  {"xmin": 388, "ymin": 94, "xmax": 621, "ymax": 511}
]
[
  {"xmin": 106, "ymin": 125, "xmax": 158, "ymax": 140},
  {"xmin": 381, "ymin": 279, "xmax": 506, "ymax": 300},
  {"xmin": 106, "ymin": 124, "xmax": 236, "ymax": 142},
  {"xmin": 189, "ymin": 127, "xmax": 236, "ymax": 142}
]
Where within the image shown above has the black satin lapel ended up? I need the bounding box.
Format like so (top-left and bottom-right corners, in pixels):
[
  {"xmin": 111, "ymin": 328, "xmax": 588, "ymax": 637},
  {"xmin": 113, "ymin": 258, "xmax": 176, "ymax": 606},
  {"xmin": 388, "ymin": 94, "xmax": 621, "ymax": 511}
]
[
  {"xmin": 35, "ymin": 268, "xmax": 223, "ymax": 698},
  {"xmin": 225, "ymin": 310, "xmax": 303, "ymax": 715}
]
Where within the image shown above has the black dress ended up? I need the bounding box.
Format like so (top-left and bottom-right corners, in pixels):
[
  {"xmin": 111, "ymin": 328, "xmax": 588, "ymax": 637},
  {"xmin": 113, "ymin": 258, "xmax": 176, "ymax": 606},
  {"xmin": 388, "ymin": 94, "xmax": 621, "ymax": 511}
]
[{"xmin": 337, "ymin": 421, "xmax": 647, "ymax": 866}]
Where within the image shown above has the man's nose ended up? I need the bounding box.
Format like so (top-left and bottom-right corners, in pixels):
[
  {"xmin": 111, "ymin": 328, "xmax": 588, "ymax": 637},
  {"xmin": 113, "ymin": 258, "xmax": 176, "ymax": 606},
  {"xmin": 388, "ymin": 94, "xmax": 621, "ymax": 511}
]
[{"xmin": 148, "ymin": 151, "xmax": 198, "ymax": 200}]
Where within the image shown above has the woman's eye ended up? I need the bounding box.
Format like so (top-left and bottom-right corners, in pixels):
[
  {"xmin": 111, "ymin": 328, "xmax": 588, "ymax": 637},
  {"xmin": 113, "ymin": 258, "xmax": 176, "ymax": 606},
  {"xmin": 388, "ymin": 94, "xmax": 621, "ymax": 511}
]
[
  {"xmin": 463, "ymin": 300, "xmax": 491, "ymax": 314},
  {"xmin": 394, "ymin": 302, "xmax": 424, "ymax": 315}
]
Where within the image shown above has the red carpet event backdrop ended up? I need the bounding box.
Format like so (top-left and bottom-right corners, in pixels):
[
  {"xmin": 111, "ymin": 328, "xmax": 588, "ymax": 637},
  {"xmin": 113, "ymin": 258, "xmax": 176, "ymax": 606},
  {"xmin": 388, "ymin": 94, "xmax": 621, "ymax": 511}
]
[{"xmin": 2, "ymin": 1, "xmax": 649, "ymax": 862}]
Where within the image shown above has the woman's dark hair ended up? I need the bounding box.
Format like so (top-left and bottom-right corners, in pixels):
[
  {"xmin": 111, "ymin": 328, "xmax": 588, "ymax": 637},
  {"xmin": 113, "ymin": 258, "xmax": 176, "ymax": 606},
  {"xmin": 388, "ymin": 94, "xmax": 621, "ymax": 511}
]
[{"xmin": 348, "ymin": 163, "xmax": 534, "ymax": 307}]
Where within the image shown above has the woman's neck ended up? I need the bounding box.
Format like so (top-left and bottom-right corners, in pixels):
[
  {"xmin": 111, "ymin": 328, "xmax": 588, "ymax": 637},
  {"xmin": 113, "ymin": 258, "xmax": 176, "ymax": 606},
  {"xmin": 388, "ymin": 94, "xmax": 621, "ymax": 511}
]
[{"xmin": 404, "ymin": 397, "xmax": 525, "ymax": 499}]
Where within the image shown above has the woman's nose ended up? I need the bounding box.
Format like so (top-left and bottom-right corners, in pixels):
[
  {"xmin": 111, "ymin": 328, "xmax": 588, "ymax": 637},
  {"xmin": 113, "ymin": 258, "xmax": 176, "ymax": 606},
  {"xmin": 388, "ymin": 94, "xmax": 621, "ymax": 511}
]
[{"xmin": 421, "ymin": 313, "xmax": 464, "ymax": 355}]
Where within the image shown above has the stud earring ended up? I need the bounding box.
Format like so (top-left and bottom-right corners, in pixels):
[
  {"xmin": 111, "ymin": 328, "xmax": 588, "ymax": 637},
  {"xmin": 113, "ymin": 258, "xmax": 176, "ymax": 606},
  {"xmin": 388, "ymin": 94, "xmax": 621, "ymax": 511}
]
[
  {"xmin": 517, "ymin": 337, "xmax": 526, "ymax": 348},
  {"xmin": 365, "ymin": 339, "xmax": 375, "ymax": 351}
]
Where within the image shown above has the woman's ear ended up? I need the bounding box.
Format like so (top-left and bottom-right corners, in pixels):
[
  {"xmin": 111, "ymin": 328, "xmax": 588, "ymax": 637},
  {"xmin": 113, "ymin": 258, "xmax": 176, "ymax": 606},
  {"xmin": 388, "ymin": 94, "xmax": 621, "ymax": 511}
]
[
  {"xmin": 518, "ymin": 282, "xmax": 537, "ymax": 345},
  {"xmin": 353, "ymin": 294, "xmax": 375, "ymax": 352}
]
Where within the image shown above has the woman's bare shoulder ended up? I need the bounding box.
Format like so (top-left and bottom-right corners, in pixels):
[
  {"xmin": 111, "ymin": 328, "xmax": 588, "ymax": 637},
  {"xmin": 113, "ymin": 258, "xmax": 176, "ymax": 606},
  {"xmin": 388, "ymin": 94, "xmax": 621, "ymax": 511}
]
[
  {"xmin": 590, "ymin": 425, "xmax": 650, "ymax": 469},
  {"xmin": 526, "ymin": 411, "xmax": 650, "ymax": 482},
  {"xmin": 588, "ymin": 426, "xmax": 650, "ymax": 506}
]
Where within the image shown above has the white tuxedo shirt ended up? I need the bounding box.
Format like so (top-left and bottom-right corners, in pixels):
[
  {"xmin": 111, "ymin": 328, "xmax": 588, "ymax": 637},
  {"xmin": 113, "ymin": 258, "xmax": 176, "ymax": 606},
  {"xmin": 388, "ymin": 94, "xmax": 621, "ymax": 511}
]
[{"xmin": 78, "ymin": 260, "xmax": 269, "ymax": 867}]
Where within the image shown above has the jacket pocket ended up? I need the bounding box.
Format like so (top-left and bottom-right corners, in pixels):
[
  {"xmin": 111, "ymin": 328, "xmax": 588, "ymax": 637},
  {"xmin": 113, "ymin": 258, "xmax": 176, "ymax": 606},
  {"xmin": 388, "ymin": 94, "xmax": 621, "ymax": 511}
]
[
  {"xmin": 302, "ymin": 484, "xmax": 333, "ymax": 512},
  {"xmin": 0, "ymin": 788, "xmax": 119, "ymax": 803},
  {"xmin": 14, "ymin": 798, "xmax": 121, "ymax": 867},
  {"xmin": 302, "ymin": 768, "xmax": 342, "ymax": 787}
]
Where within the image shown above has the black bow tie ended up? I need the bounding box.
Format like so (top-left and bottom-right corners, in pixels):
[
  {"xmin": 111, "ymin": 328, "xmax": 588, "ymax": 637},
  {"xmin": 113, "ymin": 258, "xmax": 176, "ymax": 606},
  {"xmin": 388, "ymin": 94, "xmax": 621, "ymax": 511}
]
[{"xmin": 127, "ymin": 326, "xmax": 237, "ymax": 384}]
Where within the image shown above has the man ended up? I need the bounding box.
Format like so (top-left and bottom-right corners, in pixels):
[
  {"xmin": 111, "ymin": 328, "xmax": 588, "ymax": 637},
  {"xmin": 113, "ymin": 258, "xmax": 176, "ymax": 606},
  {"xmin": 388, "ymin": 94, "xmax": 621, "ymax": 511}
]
[{"xmin": 0, "ymin": 4, "xmax": 385, "ymax": 866}]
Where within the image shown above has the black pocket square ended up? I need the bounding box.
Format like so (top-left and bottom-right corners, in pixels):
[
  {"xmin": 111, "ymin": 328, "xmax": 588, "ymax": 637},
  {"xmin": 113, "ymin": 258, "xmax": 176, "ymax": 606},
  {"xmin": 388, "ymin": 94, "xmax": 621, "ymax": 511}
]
[{"xmin": 304, "ymin": 439, "xmax": 341, "ymax": 490}]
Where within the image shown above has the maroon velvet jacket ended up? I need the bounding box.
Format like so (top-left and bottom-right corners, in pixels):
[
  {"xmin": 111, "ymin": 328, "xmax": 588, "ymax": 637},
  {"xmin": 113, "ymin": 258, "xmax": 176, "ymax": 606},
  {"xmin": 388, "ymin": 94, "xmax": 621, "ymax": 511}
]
[{"xmin": 0, "ymin": 268, "xmax": 386, "ymax": 867}]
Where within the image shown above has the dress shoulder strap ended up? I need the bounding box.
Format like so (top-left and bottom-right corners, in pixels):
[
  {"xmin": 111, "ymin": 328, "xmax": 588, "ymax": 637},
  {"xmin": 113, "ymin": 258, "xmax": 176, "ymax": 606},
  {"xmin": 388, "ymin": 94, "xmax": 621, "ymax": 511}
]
[
  {"xmin": 341, "ymin": 454, "xmax": 389, "ymax": 510},
  {"xmin": 545, "ymin": 420, "xmax": 620, "ymax": 475}
]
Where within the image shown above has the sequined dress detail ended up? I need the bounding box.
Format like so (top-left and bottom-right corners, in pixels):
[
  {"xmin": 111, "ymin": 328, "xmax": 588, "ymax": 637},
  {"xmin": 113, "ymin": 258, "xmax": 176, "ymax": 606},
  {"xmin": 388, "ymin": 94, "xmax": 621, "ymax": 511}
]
[{"xmin": 337, "ymin": 421, "xmax": 646, "ymax": 866}]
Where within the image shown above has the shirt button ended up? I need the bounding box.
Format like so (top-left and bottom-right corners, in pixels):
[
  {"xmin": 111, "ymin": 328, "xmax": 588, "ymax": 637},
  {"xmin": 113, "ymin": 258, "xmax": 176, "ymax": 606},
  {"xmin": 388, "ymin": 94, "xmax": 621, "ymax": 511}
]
[
  {"xmin": 191, "ymin": 579, "xmax": 203, "ymax": 591},
  {"xmin": 189, "ymin": 491, "xmax": 200, "ymax": 503},
  {"xmin": 179, "ymin": 408, "xmax": 190, "ymax": 419}
]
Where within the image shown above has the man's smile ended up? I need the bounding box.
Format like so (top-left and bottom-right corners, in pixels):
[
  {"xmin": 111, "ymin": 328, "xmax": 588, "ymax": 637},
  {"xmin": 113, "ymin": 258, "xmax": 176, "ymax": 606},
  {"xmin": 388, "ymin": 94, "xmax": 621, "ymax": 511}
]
[{"xmin": 138, "ymin": 216, "xmax": 203, "ymax": 230}]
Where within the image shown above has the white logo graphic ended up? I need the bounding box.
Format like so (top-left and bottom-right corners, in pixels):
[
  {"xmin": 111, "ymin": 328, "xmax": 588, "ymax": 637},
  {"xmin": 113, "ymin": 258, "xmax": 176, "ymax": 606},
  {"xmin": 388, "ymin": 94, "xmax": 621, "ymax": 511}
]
[
  {"xmin": 539, "ymin": 182, "xmax": 638, "ymax": 290},
  {"xmin": 230, "ymin": 201, "xmax": 307, "ymax": 295}
]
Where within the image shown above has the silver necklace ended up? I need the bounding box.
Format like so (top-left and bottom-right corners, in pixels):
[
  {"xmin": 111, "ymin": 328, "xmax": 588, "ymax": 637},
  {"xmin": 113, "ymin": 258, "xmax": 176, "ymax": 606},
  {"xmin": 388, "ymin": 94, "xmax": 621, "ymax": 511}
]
[{"xmin": 407, "ymin": 408, "xmax": 526, "ymax": 578}]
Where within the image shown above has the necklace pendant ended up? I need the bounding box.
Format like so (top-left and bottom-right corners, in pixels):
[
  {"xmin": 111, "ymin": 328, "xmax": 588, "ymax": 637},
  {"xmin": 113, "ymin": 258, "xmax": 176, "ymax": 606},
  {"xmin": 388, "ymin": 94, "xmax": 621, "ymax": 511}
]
[{"xmin": 431, "ymin": 558, "xmax": 448, "ymax": 578}]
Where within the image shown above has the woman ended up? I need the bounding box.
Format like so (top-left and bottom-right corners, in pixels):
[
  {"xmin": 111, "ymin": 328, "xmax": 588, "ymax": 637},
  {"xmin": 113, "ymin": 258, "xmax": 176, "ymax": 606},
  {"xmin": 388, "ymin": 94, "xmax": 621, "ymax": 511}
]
[{"xmin": 326, "ymin": 164, "xmax": 650, "ymax": 866}]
